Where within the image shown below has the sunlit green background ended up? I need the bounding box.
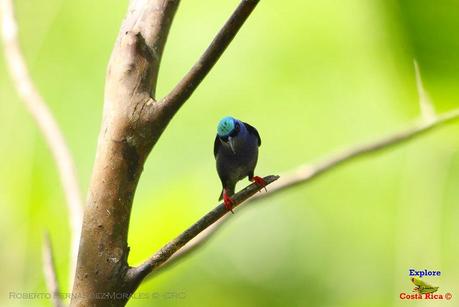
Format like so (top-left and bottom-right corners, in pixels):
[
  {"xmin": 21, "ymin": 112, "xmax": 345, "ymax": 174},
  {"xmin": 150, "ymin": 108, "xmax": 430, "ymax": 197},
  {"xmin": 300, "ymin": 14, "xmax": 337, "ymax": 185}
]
[{"xmin": 1, "ymin": 0, "xmax": 459, "ymax": 306}]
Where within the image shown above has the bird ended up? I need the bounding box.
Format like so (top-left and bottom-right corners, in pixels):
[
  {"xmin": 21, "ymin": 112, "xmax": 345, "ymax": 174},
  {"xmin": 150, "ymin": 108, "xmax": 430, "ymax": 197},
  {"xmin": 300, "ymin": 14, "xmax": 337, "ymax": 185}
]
[{"xmin": 214, "ymin": 116, "xmax": 267, "ymax": 213}]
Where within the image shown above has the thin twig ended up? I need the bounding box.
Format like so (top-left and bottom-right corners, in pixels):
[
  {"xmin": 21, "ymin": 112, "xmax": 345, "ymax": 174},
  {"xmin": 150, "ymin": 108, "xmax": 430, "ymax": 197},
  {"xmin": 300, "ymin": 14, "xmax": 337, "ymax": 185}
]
[
  {"xmin": 258, "ymin": 109, "xmax": 459, "ymax": 197},
  {"xmin": 42, "ymin": 232, "xmax": 64, "ymax": 307},
  {"xmin": 125, "ymin": 175, "xmax": 280, "ymax": 286},
  {"xmin": 414, "ymin": 60, "xmax": 436, "ymax": 121},
  {"xmin": 0, "ymin": 0, "xmax": 82, "ymax": 286},
  {"xmin": 158, "ymin": 0, "xmax": 259, "ymax": 116},
  {"xmin": 146, "ymin": 108, "xmax": 459, "ymax": 277}
]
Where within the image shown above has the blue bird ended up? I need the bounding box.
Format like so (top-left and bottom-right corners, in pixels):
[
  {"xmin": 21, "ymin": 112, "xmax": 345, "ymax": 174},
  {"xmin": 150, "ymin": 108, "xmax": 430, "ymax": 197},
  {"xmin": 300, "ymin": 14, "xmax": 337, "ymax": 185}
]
[{"xmin": 214, "ymin": 116, "xmax": 267, "ymax": 212}]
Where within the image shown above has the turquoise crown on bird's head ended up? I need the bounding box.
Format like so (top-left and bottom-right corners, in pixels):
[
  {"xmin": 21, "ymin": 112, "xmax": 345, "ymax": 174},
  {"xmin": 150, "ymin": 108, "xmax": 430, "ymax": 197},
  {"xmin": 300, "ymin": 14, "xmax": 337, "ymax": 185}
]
[{"xmin": 217, "ymin": 116, "xmax": 236, "ymax": 137}]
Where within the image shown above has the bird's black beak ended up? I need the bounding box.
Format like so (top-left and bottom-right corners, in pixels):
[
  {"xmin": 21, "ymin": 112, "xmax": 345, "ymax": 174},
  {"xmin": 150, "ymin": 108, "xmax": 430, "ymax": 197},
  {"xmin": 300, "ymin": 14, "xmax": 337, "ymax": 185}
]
[{"xmin": 228, "ymin": 136, "xmax": 236, "ymax": 154}]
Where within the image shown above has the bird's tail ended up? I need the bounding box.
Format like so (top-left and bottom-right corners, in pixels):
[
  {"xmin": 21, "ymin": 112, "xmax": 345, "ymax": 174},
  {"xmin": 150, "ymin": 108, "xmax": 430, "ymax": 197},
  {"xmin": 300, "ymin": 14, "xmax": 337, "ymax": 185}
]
[
  {"xmin": 218, "ymin": 189, "xmax": 223, "ymax": 201},
  {"xmin": 218, "ymin": 186, "xmax": 235, "ymax": 201}
]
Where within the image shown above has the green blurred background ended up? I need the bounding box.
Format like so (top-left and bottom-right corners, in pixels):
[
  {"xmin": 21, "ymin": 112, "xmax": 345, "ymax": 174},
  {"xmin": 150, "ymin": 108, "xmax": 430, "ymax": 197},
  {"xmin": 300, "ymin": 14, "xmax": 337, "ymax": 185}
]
[{"xmin": 1, "ymin": 0, "xmax": 458, "ymax": 306}]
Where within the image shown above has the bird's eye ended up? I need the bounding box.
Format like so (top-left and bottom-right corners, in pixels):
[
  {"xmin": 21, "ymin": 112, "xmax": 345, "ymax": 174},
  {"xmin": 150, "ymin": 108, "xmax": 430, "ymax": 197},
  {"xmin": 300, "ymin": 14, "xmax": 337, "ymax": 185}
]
[{"xmin": 228, "ymin": 123, "xmax": 239, "ymax": 137}]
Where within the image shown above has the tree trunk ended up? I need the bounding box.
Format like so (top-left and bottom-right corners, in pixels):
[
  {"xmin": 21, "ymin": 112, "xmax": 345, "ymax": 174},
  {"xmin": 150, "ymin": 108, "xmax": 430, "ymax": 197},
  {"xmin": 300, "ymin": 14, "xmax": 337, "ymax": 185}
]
[{"xmin": 70, "ymin": 1, "xmax": 179, "ymax": 305}]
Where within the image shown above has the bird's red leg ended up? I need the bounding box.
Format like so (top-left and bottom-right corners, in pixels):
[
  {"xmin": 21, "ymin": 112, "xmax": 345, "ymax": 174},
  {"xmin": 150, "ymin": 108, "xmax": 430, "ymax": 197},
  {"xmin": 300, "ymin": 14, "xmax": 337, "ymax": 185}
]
[
  {"xmin": 251, "ymin": 176, "xmax": 268, "ymax": 192},
  {"xmin": 223, "ymin": 190, "xmax": 235, "ymax": 214}
]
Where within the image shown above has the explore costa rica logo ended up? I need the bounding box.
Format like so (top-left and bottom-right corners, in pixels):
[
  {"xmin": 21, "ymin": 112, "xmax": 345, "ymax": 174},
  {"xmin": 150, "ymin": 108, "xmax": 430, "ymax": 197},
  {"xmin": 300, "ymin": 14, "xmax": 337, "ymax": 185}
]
[{"xmin": 399, "ymin": 268, "xmax": 452, "ymax": 301}]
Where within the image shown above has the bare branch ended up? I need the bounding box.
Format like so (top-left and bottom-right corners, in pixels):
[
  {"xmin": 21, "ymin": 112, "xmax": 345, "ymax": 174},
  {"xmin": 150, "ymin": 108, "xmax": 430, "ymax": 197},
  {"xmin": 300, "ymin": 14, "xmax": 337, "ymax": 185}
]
[
  {"xmin": 414, "ymin": 60, "xmax": 436, "ymax": 121},
  {"xmin": 158, "ymin": 0, "xmax": 259, "ymax": 117},
  {"xmin": 264, "ymin": 110, "xmax": 459, "ymax": 196},
  {"xmin": 126, "ymin": 175, "xmax": 279, "ymax": 286},
  {"xmin": 42, "ymin": 233, "xmax": 64, "ymax": 307},
  {"xmin": 149, "ymin": 108, "xmax": 459, "ymax": 275},
  {"xmin": 0, "ymin": 0, "xmax": 82, "ymax": 286}
]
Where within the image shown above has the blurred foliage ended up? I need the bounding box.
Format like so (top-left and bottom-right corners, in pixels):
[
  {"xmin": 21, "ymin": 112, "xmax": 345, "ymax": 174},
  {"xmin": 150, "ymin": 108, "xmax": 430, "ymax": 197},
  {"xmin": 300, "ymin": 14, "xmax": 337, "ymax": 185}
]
[{"xmin": 1, "ymin": 0, "xmax": 459, "ymax": 306}]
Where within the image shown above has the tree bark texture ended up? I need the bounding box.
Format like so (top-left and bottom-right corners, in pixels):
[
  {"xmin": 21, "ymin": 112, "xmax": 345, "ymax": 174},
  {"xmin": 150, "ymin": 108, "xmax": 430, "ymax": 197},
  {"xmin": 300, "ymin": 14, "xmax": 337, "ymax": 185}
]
[{"xmin": 71, "ymin": 1, "xmax": 179, "ymax": 305}]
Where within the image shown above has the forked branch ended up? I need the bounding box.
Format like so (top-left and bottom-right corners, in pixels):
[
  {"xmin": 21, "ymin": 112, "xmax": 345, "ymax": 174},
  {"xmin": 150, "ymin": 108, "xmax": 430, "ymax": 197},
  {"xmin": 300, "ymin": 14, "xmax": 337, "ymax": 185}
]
[{"xmin": 71, "ymin": 0, "xmax": 261, "ymax": 305}]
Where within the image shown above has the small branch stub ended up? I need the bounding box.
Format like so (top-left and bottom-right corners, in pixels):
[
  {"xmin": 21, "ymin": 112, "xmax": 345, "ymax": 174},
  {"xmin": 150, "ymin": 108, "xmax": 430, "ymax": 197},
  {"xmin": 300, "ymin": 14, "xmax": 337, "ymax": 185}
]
[
  {"xmin": 414, "ymin": 60, "xmax": 436, "ymax": 122},
  {"xmin": 42, "ymin": 233, "xmax": 64, "ymax": 307}
]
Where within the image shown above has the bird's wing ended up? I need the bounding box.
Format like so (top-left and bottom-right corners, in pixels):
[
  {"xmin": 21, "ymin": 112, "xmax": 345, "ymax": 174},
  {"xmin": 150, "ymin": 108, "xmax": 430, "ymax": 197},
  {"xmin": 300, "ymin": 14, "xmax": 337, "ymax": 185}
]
[
  {"xmin": 243, "ymin": 122, "xmax": 261, "ymax": 146},
  {"xmin": 214, "ymin": 135, "xmax": 222, "ymax": 158}
]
